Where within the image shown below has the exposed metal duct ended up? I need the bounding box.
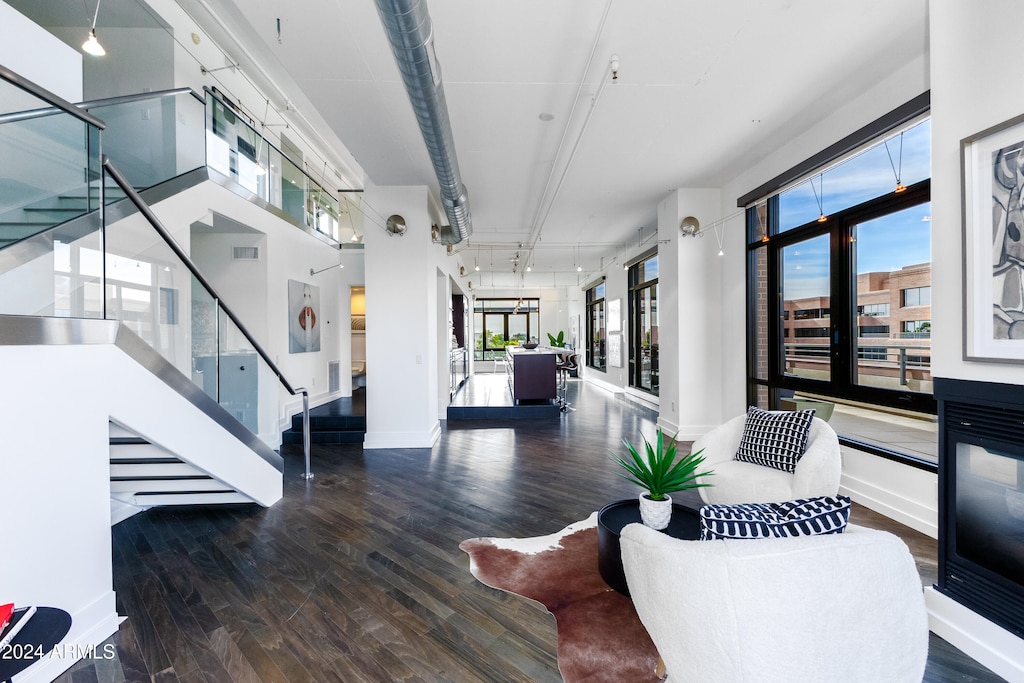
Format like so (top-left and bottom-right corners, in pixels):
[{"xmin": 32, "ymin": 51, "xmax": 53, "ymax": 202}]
[{"xmin": 374, "ymin": 0, "xmax": 472, "ymax": 245}]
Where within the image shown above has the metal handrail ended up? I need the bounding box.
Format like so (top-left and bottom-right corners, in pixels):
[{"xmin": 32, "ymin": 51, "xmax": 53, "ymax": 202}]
[
  {"xmin": 0, "ymin": 63, "xmax": 105, "ymax": 129},
  {"xmin": 0, "ymin": 87, "xmax": 205, "ymax": 126},
  {"xmin": 102, "ymin": 156, "xmax": 297, "ymax": 397},
  {"xmin": 78, "ymin": 87, "xmax": 205, "ymax": 110},
  {"xmin": 104, "ymin": 156, "xmax": 316, "ymax": 477}
]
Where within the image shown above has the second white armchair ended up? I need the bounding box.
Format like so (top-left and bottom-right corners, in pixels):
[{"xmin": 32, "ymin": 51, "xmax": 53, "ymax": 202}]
[{"xmin": 694, "ymin": 412, "xmax": 842, "ymax": 505}]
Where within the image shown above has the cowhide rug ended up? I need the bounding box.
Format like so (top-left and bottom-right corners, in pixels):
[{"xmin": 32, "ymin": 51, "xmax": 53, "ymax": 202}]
[{"xmin": 459, "ymin": 513, "xmax": 662, "ymax": 682}]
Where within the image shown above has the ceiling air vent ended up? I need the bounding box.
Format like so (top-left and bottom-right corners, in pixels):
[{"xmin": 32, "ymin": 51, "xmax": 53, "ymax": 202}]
[{"xmin": 232, "ymin": 246, "xmax": 260, "ymax": 261}]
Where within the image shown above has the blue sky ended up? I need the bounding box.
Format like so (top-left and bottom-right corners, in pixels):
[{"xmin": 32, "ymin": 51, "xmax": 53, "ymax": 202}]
[{"xmin": 781, "ymin": 120, "xmax": 931, "ymax": 300}]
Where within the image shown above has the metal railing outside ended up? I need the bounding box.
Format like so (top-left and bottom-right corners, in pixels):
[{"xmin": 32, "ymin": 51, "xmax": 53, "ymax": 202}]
[{"xmin": 785, "ymin": 342, "xmax": 932, "ymax": 387}]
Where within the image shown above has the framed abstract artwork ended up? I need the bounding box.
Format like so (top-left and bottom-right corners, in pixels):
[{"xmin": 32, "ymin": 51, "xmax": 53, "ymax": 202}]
[
  {"xmin": 963, "ymin": 113, "xmax": 1024, "ymax": 362},
  {"xmin": 288, "ymin": 279, "xmax": 321, "ymax": 353},
  {"xmin": 608, "ymin": 333, "xmax": 622, "ymax": 367},
  {"xmin": 607, "ymin": 298, "xmax": 621, "ymax": 332}
]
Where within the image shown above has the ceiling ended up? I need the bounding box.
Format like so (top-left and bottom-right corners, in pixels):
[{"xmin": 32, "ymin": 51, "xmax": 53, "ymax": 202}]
[{"xmin": 11, "ymin": 0, "xmax": 928, "ymax": 289}]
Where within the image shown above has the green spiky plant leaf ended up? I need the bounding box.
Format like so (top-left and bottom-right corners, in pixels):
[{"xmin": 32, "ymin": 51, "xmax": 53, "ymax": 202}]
[
  {"xmin": 613, "ymin": 428, "xmax": 713, "ymax": 500},
  {"xmin": 547, "ymin": 330, "xmax": 565, "ymax": 346}
]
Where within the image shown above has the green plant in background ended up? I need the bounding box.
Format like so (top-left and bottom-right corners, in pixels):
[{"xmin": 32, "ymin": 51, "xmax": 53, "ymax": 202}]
[
  {"xmin": 547, "ymin": 330, "xmax": 565, "ymax": 347},
  {"xmin": 614, "ymin": 428, "xmax": 713, "ymax": 500}
]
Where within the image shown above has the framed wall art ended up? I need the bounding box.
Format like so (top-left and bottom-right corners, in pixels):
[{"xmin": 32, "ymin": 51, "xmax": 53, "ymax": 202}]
[
  {"xmin": 963, "ymin": 113, "xmax": 1024, "ymax": 362},
  {"xmin": 608, "ymin": 332, "xmax": 622, "ymax": 368},
  {"xmin": 288, "ymin": 279, "xmax": 321, "ymax": 353},
  {"xmin": 607, "ymin": 298, "xmax": 621, "ymax": 333}
]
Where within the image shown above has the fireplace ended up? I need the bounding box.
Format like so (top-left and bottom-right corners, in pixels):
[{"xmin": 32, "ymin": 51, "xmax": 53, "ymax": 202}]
[{"xmin": 936, "ymin": 378, "xmax": 1024, "ymax": 639}]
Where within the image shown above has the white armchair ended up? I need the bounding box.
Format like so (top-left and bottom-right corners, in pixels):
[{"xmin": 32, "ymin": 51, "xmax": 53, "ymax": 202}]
[
  {"xmin": 620, "ymin": 522, "xmax": 929, "ymax": 683},
  {"xmin": 694, "ymin": 413, "xmax": 841, "ymax": 505}
]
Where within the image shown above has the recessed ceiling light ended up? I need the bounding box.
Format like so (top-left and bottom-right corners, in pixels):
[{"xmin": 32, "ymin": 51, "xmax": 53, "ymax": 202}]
[{"xmin": 539, "ymin": 113, "xmax": 555, "ymax": 122}]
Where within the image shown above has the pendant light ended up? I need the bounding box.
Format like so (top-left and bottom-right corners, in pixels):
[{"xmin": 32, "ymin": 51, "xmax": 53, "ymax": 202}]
[
  {"xmin": 82, "ymin": 0, "xmax": 106, "ymax": 56},
  {"xmin": 885, "ymin": 131, "xmax": 907, "ymax": 193},
  {"xmin": 811, "ymin": 174, "xmax": 827, "ymax": 222}
]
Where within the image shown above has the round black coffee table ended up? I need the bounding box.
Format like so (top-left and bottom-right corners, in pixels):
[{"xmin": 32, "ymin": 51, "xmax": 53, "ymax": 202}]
[
  {"xmin": 597, "ymin": 498, "xmax": 701, "ymax": 595},
  {"xmin": 0, "ymin": 607, "xmax": 72, "ymax": 681}
]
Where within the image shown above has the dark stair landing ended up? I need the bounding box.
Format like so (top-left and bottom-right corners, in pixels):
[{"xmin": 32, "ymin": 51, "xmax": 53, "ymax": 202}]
[{"xmin": 282, "ymin": 391, "xmax": 366, "ymax": 444}]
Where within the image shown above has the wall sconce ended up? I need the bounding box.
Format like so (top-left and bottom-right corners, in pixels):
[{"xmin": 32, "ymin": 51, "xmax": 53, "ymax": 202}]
[
  {"xmin": 679, "ymin": 216, "xmax": 701, "ymax": 237},
  {"xmin": 310, "ymin": 263, "xmax": 343, "ymax": 276}
]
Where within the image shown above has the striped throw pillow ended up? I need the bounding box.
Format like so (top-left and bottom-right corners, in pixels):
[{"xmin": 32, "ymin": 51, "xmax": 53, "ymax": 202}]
[
  {"xmin": 699, "ymin": 496, "xmax": 852, "ymax": 540},
  {"xmin": 734, "ymin": 406, "xmax": 815, "ymax": 473}
]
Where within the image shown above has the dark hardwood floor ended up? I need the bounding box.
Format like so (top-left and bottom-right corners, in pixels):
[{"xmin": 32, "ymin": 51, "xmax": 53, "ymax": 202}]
[{"xmin": 58, "ymin": 380, "xmax": 1005, "ymax": 682}]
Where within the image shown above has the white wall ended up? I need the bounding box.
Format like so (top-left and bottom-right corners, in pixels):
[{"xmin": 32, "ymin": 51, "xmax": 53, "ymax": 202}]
[
  {"xmin": 0, "ymin": 2, "xmax": 82, "ymax": 101},
  {"xmin": 924, "ymin": 2, "xmax": 1024, "ymax": 678},
  {"xmin": 657, "ymin": 188, "xmax": 723, "ymax": 440},
  {"xmin": 44, "ymin": 27, "xmax": 175, "ymax": 100},
  {"xmin": 362, "ymin": 184, "xmax": 441, "ymax": 448},
  {"xmin": 0, "ymin": 344, "xmax": 119, "ymax": 683}
]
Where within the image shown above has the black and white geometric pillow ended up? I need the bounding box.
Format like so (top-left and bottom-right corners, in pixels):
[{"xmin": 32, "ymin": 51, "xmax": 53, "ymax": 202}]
[
  {"xmin": 699, "ymin": 495, "xmax": 852, "ymax": 540},
  {"xmin": 733, "ymin": 406, "xmax": 815, "ymax": 473}
]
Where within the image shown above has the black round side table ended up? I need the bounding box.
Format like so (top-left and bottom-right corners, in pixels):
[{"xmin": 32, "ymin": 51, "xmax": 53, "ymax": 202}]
[
  {"xmin": 597, "ymin": 498, "xmax": 701, "ymax": 595},
  {"xmin": 0, "ymin": 607, "xmax": 72, "ymax": 681}
]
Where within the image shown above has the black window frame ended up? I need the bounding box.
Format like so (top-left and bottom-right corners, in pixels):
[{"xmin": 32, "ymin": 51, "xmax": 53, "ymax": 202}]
[
  {"xmin": 628, "ymin": 249, "xmax": 659, "ymax": 395},
  {"xmin": 586, "ymin": 281, "xmax": 606, "ymax": 371},
  {"xmin": 746, "ymin": 181, "xmax": 935, "ymax": 469},
  {"xmin": 473, "ymin": 298, "xmax": 540, "ymax": 360}
]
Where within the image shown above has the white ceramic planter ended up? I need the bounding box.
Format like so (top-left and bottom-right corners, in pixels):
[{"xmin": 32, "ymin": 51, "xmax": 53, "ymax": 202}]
[{"xmin": 639, "ymin": 492, "xmax": 672, "ymax": 530}]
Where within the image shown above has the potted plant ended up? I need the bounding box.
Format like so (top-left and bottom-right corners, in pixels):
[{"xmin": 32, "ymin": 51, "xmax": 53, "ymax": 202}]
[
  {"xmin": 547, "ymin": 330, "xmax": 565, "ymax": 347},
  {"xmin": 614, "ymin": 428, "xmax": 713, "ymax": 529}
]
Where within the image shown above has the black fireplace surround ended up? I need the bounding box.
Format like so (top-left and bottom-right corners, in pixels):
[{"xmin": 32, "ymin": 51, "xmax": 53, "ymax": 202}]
[{"xmin": 936, "ymin": 378, "xmax": 1024, "ymax": 639}]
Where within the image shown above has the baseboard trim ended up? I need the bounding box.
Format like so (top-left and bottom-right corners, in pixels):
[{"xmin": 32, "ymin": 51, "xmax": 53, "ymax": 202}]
[
  {"xmin": 839, "ymin": 471, "xmax": 937, "ymax": 538},
  {"xmin": 363, "ymin": 422, "xmax": 441, "ymax": 449},
  {"xmin": 584, "ymin": 375, "xmax": 624, "ymax": 395},
  {"xmin": 17, "ymin": 591, "xmax": 119, "ymax": 683},
  {"xmin": 624, "ymin": 387, "xmax": 659, "ymax": 408},
  {"xmin": 925, "ymin": 588, "xmax": 1024, "ymax": 682}
]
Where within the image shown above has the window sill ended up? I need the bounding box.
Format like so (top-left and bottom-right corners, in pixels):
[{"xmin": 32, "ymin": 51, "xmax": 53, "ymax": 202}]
[{"xmin": 837, "ymin": 436, "xmax": 937, "ymax": 473}]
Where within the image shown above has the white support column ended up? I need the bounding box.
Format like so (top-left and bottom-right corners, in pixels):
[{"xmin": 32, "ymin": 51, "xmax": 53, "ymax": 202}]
[
  {"xmin": 657, "ymin": 188, "xmax": 723, "ymax": 440},
  {"xmin": 362, "ymin": 184, "xmax": 442, "ymax": 448}
]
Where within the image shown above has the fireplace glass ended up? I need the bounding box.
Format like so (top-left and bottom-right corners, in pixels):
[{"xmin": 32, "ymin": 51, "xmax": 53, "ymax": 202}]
[{"xmin": 955, "ymin": 442, "xmax": 1024, "ymax": 587}]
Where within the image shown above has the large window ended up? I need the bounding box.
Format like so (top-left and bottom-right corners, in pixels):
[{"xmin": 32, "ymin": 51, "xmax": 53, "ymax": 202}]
[
  {"xmin": 747, "ymin": 115, "xmax": 935, "ymax": 466},
  {"xmin": 473, "ymin": 298, "xmax": 539, "ymax": 360},
  {"xmin": 629, "ymin": 251, "xmax": 659, "ymax": 395},
  {"xmin": 586, "ymin": 281, "xmax": 606, "ymax": 371}
]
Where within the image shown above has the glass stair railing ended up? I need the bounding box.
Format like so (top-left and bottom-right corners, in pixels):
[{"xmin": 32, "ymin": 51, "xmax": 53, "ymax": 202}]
[
  {"xmin": 0, "ymin": 65, "xmax": 103, "ymax": 249},
  {"xmin": 0, "ymin": 66, "xmax": 313, "ymax": 464}
]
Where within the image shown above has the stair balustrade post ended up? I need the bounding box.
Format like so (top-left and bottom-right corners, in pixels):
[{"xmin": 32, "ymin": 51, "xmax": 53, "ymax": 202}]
[{"xmin": 299, "ymin": 388, "xmax": 313, "ymax": 480}]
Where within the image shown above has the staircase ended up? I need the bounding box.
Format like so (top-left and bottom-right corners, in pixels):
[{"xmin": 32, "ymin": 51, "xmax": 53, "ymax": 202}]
[
  {"xmin": 109, "ymin": 422, "xmax": 256, "ymax": 523},
  {"xmin": 282, "ymin": 394, "xmax": 366, "ymax": 444},
  {"xmin": 0, "ymin": 182, "xmax": 128, "ymax": 248}
]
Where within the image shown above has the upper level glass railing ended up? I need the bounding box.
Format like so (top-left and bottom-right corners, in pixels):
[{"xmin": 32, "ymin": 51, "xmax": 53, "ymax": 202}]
[
  {"xmin": 0, "ymin": 66, "xmax": 102, "ymax": 250},
  {"xmin": 80, "ymin": 88, "xmax": 207, "ymax": 195},
  {"xmin": 203, "ymin": 89, "xmax": 341, "ymax": 242}
]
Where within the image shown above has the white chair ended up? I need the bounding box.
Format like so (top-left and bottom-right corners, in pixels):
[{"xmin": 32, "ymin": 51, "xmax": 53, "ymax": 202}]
[
  {"xmin": 694, "ymin": 413, "xmax": 841, "ymax": 505},
  {"xmin": 492, "ymin": 354, "xmax": 508, "ymax": 374},
  {"xmin": 620, "ymin": 522, "xmax": 929, "ymax": 683}
]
